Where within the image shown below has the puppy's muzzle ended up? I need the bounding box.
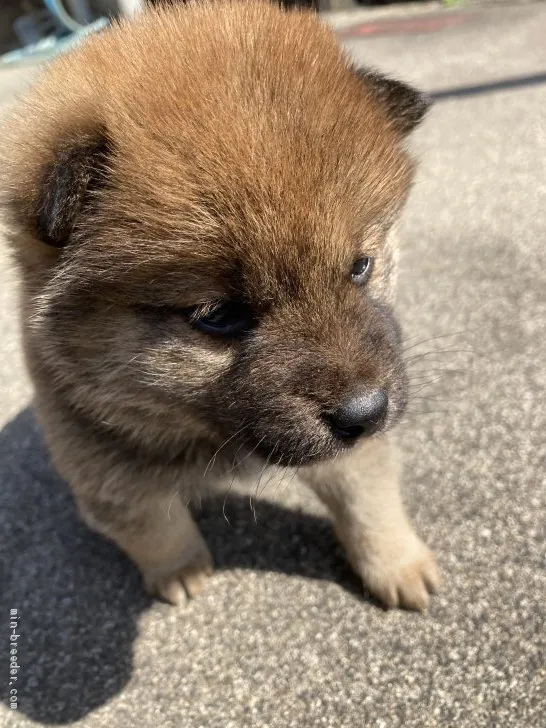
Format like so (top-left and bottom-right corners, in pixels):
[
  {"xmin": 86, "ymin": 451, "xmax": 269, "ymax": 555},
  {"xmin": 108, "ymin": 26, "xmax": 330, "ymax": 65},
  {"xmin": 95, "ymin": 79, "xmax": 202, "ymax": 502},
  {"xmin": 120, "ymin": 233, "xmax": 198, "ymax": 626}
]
[{"xmin": 324, "ymin": 388, "xmax": 388, "ymax": 442}]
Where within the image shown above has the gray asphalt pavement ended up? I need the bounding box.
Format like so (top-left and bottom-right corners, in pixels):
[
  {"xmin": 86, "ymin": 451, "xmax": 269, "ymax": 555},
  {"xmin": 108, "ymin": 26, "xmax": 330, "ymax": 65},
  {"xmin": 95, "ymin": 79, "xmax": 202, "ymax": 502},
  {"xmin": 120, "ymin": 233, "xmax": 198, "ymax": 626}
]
[{"xmin": 1, "ymin": 4, "xmax": 545, "ymax": 727}]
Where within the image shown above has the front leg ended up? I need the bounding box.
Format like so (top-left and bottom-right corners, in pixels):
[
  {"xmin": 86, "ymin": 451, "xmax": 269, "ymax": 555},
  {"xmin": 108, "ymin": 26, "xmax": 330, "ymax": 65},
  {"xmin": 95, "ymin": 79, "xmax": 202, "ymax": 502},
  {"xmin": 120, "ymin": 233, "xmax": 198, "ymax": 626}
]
[
  {"xmin": 78, "ymin": 487, "xmax": 213, "ymax": 605},
  {"xmin": 36, "ymin": 399, "xmax": 213, "ymax": 605},
  {"xmin": 300, "ymin": 436, "xmax": 440, "ymax": 610}
]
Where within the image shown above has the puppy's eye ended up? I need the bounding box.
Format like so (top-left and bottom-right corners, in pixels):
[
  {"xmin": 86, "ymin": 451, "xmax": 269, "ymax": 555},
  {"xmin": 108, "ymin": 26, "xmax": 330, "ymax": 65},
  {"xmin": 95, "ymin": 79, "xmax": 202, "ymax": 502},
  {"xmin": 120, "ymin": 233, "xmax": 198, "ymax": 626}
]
[
  {"xmin": 351, "ymin": 256, "xmax": 374, "ymax": 285},
  {"xmin": 187, "ymin": 301, "xmax": 254, "ymax": 337}
]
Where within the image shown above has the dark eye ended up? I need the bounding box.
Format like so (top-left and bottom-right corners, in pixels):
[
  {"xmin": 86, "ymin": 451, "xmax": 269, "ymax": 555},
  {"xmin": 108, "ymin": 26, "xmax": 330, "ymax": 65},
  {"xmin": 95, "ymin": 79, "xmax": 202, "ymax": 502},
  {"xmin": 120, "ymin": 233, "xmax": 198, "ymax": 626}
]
[
  {"xmin": 351, "ymin": 256, "xmax": 374, "ymax": 285},
  {"xmin": 187, "ymin": 300, "xmax": 255, "ymax": 337}
]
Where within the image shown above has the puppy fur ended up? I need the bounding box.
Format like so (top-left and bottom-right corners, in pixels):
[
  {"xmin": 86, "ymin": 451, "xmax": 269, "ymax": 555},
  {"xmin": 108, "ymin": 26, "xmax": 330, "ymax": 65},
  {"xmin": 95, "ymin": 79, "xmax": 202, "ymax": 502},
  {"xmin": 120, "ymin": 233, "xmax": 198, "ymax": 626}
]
[{"xmin": 2, "ymin": 0, "xmax": 439, "ymax": 609}]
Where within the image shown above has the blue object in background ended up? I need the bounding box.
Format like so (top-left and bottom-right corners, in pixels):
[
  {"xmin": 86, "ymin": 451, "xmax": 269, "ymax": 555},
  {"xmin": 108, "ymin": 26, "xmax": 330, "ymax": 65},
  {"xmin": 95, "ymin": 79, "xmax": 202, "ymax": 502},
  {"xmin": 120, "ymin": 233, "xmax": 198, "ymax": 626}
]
[{"xmin": 1, "ymin": 1, "xmax": 109, "ymax": 67}]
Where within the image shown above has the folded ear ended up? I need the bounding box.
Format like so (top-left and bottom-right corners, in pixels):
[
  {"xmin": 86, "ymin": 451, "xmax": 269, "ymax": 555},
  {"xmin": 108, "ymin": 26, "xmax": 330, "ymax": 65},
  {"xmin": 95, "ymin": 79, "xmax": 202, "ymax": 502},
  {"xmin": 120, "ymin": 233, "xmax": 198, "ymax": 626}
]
[
  {"xmin": 36, "ymin": 131, "xmax": 111, "ymax": 247},
  {"xmin": 356, "ymin": 69, "xmax": 431, "ymax": 134}
]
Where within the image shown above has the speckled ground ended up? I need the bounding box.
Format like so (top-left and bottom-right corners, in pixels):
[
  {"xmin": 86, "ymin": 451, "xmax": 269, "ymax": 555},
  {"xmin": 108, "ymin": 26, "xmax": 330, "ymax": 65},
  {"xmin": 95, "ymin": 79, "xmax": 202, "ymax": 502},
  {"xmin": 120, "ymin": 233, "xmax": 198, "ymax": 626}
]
[{"xmin": 1, "ymin": 4, "xmax": 545, "ymax": 727}]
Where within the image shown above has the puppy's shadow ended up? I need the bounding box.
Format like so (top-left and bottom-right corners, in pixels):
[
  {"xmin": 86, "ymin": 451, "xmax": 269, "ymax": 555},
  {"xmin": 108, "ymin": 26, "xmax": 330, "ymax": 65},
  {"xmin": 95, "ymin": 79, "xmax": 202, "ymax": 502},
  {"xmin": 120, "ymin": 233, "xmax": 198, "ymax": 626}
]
[{"xmin": 0, "ymin": 408, "xmax": 359, "ymax": 725}]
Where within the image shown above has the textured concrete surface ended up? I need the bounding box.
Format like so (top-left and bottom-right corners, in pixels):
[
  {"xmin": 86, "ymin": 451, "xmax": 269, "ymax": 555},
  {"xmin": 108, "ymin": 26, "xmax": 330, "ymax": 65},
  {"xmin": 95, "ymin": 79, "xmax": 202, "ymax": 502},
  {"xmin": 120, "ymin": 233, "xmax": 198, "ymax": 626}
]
[{"xmin": 1, "ymin": 4, "xmax": 545, "ymax": 727}]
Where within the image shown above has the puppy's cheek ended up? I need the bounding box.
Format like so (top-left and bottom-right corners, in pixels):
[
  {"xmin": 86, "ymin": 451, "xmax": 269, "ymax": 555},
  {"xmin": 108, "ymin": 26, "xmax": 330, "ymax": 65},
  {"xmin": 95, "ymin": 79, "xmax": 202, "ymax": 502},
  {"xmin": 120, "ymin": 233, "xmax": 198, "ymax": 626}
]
[{"xmin": 133, "ymin": 340, "xmax": 233, "ymax": 401}]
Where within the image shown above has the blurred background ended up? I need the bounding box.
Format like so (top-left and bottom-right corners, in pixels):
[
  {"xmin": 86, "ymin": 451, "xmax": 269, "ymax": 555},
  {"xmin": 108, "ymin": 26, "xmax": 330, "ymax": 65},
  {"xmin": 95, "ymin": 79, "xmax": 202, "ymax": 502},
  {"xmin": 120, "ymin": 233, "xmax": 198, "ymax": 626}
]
[
  {"xmin": 1, "ymin": 2, "xmax": 544, "ymax": 728},
  {"xmin": 0, "ymin": 0, "xmax": 513, "ymax": 61}
]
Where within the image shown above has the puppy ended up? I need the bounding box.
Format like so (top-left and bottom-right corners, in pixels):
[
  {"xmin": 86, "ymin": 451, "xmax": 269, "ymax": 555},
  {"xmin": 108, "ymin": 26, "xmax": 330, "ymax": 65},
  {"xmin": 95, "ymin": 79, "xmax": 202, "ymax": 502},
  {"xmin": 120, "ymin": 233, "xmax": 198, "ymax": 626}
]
[{"xmin": 2, "ymin": 0, "xmax": 440, "ymax": 609}]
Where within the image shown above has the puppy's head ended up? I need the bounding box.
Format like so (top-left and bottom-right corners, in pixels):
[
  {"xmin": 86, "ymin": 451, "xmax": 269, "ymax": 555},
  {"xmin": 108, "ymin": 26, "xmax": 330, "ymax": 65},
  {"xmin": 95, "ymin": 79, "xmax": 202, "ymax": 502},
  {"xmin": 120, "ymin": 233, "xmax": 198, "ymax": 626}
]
[{"xmin": 3, "ymin": 1, "xmax": 429, "ymax": 467}]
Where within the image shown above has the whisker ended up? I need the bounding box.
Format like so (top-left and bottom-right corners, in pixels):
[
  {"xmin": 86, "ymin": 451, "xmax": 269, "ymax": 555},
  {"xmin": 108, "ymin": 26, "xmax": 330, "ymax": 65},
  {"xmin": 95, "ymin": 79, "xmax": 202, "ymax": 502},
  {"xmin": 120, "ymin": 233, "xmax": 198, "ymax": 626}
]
[
  {"xmin": 406, "ymin": 367, "xmax": 466, "ymax": 382},
  {"xmin": 203, "ymin": 423, "xmax": 251, "ymax": 477},
  {"xmin": 166, "ymin": 489, "xmax": 179, "ymax": 520},
  {"xmin": 407, "ymin": 375, "xmax": 446, "ymax": 386},
  {"xmin": 402, "ymin": 408, "xmax": 450, "ymax": 420},
  {"xmin": 408, "ymin": 395, "xmax": 453, "ymax": 403},
  {"xmin": 221, "ymin": 476, "xmax": 235, "ymax": 526},
  {"xmin": 249, "ymin": 441, "xmax": 278, "ymax": 521},
  {"xmin": 405, "ymin": 347, "xmax": 480, "ymax": 366},
  {"xmin": 407, "ymin": 378, "xmax": 449, "ymax": 395},
  {"xmin": 226, "ymin": 434, "xmax": 265, "ymax": 474},
  {"xmin": 401, "ymin": 329, "xmax": 470, "ymax": 354},
  {"xmin": 272, "ymin": 464, "xmax": 301, "ymax": 500}
]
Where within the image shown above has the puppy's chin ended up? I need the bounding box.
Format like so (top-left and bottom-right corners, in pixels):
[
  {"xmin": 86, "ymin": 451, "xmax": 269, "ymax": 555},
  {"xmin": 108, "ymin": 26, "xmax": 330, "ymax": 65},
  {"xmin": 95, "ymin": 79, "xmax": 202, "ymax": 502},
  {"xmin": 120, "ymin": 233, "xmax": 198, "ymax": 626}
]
[
  {"xmin": 253, "ymin": 442, "xmax": 334, "ymax": 468},
  {"xmin": 249, "ymin": 432, "xmax": 353, "ymax": 468}
]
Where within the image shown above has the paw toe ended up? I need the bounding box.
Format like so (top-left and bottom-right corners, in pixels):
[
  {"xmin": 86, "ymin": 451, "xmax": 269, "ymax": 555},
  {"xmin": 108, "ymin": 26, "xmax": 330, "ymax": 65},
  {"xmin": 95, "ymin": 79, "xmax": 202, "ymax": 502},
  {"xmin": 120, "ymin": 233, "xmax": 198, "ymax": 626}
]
[
  {"xmin": 143, "ymin": 552, "xmax": 214, "ymax": 605},
  {"xmin": 361, "ymin": 543, "xmax": 440, "ymax": 611}
]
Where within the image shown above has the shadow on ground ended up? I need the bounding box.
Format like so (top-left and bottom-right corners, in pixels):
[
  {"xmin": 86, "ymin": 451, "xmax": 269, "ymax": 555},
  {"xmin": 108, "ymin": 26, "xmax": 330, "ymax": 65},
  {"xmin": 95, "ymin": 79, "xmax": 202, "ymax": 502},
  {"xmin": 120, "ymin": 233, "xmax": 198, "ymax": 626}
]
[
  {"xmin": 0, "ymin": 408, "xmax": 360, "ymax": 725},
  {"xmin": 429, "ymin": 71, "xmax": 546, "ymax": 101}
]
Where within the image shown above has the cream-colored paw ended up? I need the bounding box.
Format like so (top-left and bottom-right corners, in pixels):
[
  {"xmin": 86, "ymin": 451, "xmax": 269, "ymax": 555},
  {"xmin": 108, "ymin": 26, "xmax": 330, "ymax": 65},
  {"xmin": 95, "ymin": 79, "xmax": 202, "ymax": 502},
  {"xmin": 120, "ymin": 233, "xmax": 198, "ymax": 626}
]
[
  {"xmin": 354, "ymin": 534, "xmax": 440, "ymax": 611},
  {"xmin": 142, "ymin": 545, "xmax": 214, "ymax": 605}
]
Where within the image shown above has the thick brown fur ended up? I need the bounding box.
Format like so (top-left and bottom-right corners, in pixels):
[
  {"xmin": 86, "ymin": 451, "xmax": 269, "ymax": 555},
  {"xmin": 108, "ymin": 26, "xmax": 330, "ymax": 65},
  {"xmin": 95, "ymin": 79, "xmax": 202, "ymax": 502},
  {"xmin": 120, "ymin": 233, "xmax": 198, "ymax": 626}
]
[{"xmin": 1, "ymin": 0, "xmax": 439, "ymax": 609}]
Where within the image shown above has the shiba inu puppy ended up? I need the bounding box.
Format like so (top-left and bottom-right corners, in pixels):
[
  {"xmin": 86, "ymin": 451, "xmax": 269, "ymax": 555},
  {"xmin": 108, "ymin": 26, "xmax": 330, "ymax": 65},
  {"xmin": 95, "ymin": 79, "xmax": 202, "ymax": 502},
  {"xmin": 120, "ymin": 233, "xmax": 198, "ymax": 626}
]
[{"xmin": 2, "ymin": 1, "xmax": 439, "ymax": 609}]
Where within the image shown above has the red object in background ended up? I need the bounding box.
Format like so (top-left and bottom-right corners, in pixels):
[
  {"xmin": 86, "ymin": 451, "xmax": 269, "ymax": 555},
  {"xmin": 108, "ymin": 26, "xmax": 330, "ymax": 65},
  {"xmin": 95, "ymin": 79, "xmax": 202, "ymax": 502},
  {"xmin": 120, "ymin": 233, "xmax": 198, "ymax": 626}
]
[{"xmin": 339, "ymin": 13, "xmax": 475, "ymax": 39}]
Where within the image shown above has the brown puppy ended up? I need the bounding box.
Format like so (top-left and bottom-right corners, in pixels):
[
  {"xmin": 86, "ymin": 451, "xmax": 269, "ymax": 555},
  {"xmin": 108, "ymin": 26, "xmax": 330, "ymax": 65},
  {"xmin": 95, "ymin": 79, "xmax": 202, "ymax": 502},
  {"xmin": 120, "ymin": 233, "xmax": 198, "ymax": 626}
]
[{"xmin": 2, "ymin": 0, "xmax": 440, "ymax": 609}]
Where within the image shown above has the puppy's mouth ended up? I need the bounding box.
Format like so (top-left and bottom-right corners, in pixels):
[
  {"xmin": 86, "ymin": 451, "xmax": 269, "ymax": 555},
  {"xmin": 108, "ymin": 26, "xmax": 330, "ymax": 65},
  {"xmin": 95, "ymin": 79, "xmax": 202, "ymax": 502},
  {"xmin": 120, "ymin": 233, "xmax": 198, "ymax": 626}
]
[
  {"xmin": 233, "ymin": 386, "xmax": 404, "ymax": 468},
  {"xmin": 251, "ymin": 437, "xmax": 337, "ymax": 468},
  {"xmin": 243, "ymin": 419, "xmax": 383, "ymax": 468}
]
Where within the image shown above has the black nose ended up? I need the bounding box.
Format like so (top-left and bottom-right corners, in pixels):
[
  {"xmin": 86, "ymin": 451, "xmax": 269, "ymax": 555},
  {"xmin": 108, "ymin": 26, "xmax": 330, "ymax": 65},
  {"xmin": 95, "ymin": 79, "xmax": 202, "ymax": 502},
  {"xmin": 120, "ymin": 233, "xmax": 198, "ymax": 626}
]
[{"xmin": 326, "ymin": 389, "xmax": 388, "ymax": 441}]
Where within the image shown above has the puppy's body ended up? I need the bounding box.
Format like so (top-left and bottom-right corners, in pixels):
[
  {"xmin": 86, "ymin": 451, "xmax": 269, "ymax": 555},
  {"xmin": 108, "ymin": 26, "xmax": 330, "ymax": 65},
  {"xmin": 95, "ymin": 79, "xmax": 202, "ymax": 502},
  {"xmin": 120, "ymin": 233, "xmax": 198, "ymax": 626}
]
[{"xmin": 2, "ymin": 1, "xmax": 439, "ymax": 609}]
